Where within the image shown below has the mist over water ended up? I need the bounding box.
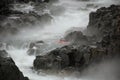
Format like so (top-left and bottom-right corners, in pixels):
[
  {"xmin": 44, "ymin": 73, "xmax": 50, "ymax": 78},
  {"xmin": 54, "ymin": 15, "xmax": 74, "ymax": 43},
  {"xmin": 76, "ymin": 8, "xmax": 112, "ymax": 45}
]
[{"xmin": 5, "ymin": 0, "xmax": 120, "ymax": 80}]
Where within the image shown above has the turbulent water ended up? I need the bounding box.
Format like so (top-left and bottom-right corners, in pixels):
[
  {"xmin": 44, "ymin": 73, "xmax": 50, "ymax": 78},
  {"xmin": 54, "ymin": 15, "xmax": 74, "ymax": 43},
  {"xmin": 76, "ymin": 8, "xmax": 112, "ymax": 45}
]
[{"xmin": 4, "ymin": 0, "xmax": 120, "ymax": 80}]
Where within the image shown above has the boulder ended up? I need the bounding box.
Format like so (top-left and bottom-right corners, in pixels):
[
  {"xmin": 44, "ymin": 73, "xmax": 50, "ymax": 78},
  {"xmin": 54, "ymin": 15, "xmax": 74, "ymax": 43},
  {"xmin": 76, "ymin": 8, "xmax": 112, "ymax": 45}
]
[
  {"xmin": 33, "ymin": 44, "xmax": 110, "ymax": 72},
  {"xmin": 33, "ymin": 45, "xmax": 91, "ymax": 71},
  {"xmin": 64, "ymin": 31, "xmax": 89, "ymax": 45}
]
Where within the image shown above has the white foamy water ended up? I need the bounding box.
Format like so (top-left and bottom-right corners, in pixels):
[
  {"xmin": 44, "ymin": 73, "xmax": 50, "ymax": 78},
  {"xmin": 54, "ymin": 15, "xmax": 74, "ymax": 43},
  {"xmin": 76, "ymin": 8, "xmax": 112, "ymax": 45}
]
[
  {"xmin": 13, "ymin": 3, "xmax": 34, "ymax": 13},
  {"xmin": 6, "ymin": 0, "xmax": 120, "ymax": 80}
]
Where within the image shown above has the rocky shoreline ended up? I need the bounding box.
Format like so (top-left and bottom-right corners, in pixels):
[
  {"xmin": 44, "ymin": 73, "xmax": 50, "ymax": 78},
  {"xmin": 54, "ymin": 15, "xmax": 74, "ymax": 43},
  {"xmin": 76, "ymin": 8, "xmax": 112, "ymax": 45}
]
[
  {"xmin": 33, "ymin": 5, "xmax": 120, "ymax": 73},
  {"xmin": 0, "ymin": 1, "xmax": 120, "ymax": 80}
]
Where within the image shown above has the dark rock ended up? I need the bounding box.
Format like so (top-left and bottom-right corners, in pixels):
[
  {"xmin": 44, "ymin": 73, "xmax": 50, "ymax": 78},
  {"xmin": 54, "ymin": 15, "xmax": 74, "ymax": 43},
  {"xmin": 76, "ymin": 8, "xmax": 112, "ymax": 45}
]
[
  {"xmin": 0, "ymin": 0, "xmax": 14, "ymax": 16},
  {"xmin": 0, "ymin": 50, "xmax": 29, "ymax": 80},
  {"xmin": 86, "ymin": 5, "xmax": 120, "ymax": 56},
  {"xmin": 64, "ymin": 31, "xmax": 89, "ymax": 45},
  {"xmin": 32, "ymin": 44, "xmax": 108, "ymax": 72},
  {"xmin": 86, "ymin": 5, "xmax": 120, "ymax": 37},
  {"xmin": 33, "ymin": 45, "xmax": 91, "ymax": 71}
]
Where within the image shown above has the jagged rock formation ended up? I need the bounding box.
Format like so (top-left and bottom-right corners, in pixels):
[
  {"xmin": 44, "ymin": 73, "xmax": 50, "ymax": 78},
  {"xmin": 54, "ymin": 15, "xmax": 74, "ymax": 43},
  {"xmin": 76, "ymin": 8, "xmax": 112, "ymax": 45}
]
[
  {"xmin": 0, "ymin": 50, "xmax": 29, "ymax": 80},
  {"xmin": 33, "ymin": 5, "xmax": 120, "ymax": 72},
  {"xmin": 87, "ymin": 5, "xmax": 120, "ymax": 37},
  {"xmin": 87, "ymin": 5, "xmax": 120, "ymax": 56}
]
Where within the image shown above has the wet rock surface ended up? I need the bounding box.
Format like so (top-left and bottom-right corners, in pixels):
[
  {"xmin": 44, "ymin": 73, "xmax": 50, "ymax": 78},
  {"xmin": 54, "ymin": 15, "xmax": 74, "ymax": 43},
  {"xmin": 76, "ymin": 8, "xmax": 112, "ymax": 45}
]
[
  {"xmin": 33, "ymin": 5, "xmax": 120, "ymax": 72},
  {"xmin": 64, "ymin": 31, "xmax": 89, "ymax": 45},
  {"xmin": 33, "ymin": 44, "xmax": 106, "ymax": 72},
  {"xmin": 0, "ymin": 50, "xmax": 29, "ymax": 80},
  {"xmin": 87, "ymin": 5, "xmax": 120, "ymax": 37},
  {"xmin": 87, "ymin": 5, "xmax": 120, "ymax": 56},
  {"xmin": 33, "ymin": 45, "xmax": 92, "ymax": 71}
]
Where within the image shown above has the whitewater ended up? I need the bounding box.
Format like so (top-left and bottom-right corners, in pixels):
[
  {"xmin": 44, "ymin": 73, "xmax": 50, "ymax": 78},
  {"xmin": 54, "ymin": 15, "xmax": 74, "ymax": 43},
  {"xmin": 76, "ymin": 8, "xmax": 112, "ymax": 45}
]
[{"xmin": 6, "ymin": 0, "xmax": 120, "ymax": 80}]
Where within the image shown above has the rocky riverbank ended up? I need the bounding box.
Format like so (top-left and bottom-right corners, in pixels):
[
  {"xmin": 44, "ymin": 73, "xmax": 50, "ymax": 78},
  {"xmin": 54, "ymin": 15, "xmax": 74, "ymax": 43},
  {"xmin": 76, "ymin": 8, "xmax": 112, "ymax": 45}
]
[{"xmin": 33, "ymin": 5, "xmax": 120, "ymax": 73}]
